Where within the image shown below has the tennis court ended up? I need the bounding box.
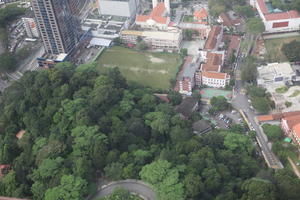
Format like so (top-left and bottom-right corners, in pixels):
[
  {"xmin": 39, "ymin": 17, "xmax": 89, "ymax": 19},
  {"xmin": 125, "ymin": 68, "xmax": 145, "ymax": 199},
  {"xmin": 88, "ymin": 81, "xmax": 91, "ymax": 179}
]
[{"xmin": 200, "ymin": 88, "xmax": 233, "ymax": 100}]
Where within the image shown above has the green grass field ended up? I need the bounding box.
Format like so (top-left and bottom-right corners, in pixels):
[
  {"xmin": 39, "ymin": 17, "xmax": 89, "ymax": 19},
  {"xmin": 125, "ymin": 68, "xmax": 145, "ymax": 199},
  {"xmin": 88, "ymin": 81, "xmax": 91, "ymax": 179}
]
[
  {"xmin": 264, "ymin": 36, "xmax": 300, "ymax": 62},
  {"xmin": 96, "ymin": 46, "xmax": 182, "ymax": 89}
]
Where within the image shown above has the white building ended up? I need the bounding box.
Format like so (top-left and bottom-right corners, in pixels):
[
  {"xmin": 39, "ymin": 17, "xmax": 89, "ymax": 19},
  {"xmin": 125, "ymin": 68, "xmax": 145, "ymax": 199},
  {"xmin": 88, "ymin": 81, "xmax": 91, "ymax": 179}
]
[
  {"xmin": 98, "ymin": 0, "xmax": 139, "ymax": 18},
  {"xmin": 121, "ymin": 29, "xmax": 182, "ymax": 50},
  {"xmin": 135, "ymin": 2, "xmax": 173, "ymax": 31},
  {"xmin": 22, "ymin": 18, "xmax": 39, "ymax": 38},
  {"xmin": 257, "ymin": 62, "xmax": 297, "ymax": 86},
  {"xmin": 255, "ymin": 0, "xmax": 300, "ymax": 33},
  {"xmin": 201, "ymin": 71, "xmax": 230, "ymax": 88}
]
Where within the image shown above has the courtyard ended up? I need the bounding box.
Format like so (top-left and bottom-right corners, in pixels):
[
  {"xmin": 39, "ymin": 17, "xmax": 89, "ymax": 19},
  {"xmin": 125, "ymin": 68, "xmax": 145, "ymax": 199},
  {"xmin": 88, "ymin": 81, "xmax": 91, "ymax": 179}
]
[
  {"xmin": 96, "ymin": 46, "xmax": 182, "ymax": 89},
  {"xmin": 266, "ymin": 85, "xmax": 300, "ymax": 112},
  {"xmin": 200, "ymin": 88, "xmax": 233, "ymax": 100}
]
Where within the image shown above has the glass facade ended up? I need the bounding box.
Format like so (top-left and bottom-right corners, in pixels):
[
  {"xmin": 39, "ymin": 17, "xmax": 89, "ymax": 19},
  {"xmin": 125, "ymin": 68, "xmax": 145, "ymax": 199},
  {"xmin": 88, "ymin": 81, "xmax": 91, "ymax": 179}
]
[{"xmin": 32, "ymin": 0, "xmax": 84, "ymax": 54}]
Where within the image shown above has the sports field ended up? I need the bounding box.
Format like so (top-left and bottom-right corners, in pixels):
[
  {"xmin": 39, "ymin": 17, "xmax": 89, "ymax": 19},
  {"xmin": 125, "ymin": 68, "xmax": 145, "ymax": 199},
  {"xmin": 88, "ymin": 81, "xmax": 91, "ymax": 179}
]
[
  {"xmin": 264, "ymin": 36, "xmax": 300, "ymax": 62},
  {"xmin": 96, "ymin": 46, "xmax": 182, "ymax": 89},
  {"xmin": 200, "ymin": 88, "xmax": 233, "ymax": 100}
]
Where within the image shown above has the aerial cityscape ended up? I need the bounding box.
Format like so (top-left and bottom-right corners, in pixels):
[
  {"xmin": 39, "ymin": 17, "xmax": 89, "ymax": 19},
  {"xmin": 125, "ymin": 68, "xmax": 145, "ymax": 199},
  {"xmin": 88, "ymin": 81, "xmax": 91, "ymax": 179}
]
[{"xmin": 0, "ymin": 0, "xmax": 300, "ymax": 199}]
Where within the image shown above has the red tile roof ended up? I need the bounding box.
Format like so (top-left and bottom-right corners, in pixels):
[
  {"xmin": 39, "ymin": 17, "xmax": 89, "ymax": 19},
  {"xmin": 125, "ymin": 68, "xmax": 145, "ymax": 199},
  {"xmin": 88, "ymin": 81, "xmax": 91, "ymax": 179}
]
[
  {"xmin": 194, "ymin": 8, "xmax": 208, "ymax": 20},
  {"xmin": 257, "ymin": 0, "xmax": 300, "ymax": 21},
  {"xmin": 0, "ymin": 165, "xmax": 10, "ymax": 178},
  {"xmin": 204, "ymin": 26, "xmax": 222, "ymax": 50},
  {"xmin": 136, "ymin": 2, "xmax": 169, "ymax": 24},
  {"xmin": 0, "ymin": 197, "xmax": 29, "ymax": 200},
  {"xmin": 16, "ymin": 130, "xmax": 26, "ymax": 140},
  {"xmin": 283, "ymin": 115, "xmax": 300, "ymax": 130},
  {"xmin": 257, "ymin": 115, "xmax": 275, "ymax": 122},
  {"xmin": 136, "ymin": 15, "xmax": 150, "ymax": 22},
  {"xmin": 154, "ymin": 94, "xmax": 170, "ymax": 103},
  {"xmin": 257, "ymin": 111, "xmax": 300, "ymax": 122},
  {"xmin": 223, "ymin": 34, "xmax": 241, "ymax": 56},
  {"xmin": 219, "ymin": 13, "xmax": 233, "ymax": 26},
  {"xmin": 150, "ymin": 2, "xmax": 165, "ymax": 17},
  {"xmin": 202, "ymin": 71, "xmax": 228, "ymax": 79},
  {"xmin": 201, "ymin": 52, "xmax": 223, "ymax": 72},
  {"xmin": 293, "ymin": 123, "xmax": 300, "ymax": 139}
]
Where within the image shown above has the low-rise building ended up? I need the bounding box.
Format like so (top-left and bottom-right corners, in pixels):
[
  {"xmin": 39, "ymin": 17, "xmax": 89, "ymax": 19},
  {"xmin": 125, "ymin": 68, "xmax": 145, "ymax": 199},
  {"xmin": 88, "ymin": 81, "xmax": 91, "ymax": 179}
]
[
  {"xmin": 194, "ymin": 8, "xmax": 208, "ymax": 24},
  {"xmin": 218, "ymin": 12, "xmax": 241, "ymax": 27},
  {"xmin": 203, "ymin": 26, "xmax": 223, "ymax": 51},
  {"xmin": 178, "ymin": 62, "xmax": 198, "ymax": 95},
  {"xmin": 136, "ymin": 2, "xmax": 173, "ymax": 30},
  {"xmin": 192, "ymin": 120, "xmax": 212, "ymax": 135},
  {"xmin": 121, "ymin": 29, "xmax": 182, "ymax": 50},
  {"xmin": 175, "ymin": 97, "xmax": 199, "ymax": 119},
  {"xmin": 22, "ymin": 18, "xmax": 39, "ymax": 38},
  {"xmin": 98, "ymin": 0, "xmax": 139, "ymax": 18},
  {"xmin": 257, "ymin": 62, "xmax": 297, "ymax": 86},
  {"xmin": 292, "ymin": 123, "xmax": 300, "ymax": 146},
  {"xmin": 255, "ymin": 0, "xmax": 300, "ymax": 33},
  {"xmin": 201, "ymin": 71, "xmax": 230, "ymax": 88},
  {"xmin": 37, "ymin": 53, "xmax": 68, "ymax": 68},
  {"xmin": 281, "ymin": 114, "xmax": 300, "ymax": 137},
  {"xmin": 82, "ymin": 16, "xmax": 129, "ymax": 40}
]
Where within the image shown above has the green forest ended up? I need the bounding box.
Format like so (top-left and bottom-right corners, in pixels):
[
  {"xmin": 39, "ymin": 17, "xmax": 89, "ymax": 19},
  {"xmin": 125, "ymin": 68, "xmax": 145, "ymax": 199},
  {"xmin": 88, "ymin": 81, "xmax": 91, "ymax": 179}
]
[{"xmin": 0, "ymin": 63, "xmax": 299, "ymax": 200}]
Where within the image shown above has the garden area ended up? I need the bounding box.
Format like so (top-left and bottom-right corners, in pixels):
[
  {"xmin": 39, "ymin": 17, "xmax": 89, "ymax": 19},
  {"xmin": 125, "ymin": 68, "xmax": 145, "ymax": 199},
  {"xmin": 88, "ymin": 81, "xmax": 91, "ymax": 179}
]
[
  {"xmin": 275, "ymin": 86, "xmax": 289, "ymax": 94},
  {"xmin": 264, "ymin": 36, "xmax": 300, "ymax": 62},
  {"xmin": 263, "ymin": 124, "xmax": 300, "ymax": 174},
  {"xmin": 96, "ymin": 46, "xmax": 182, "ymax": 89},
  {"xmin": 182, "ymin": 15, "xmax": 194, "ymax": 23}
]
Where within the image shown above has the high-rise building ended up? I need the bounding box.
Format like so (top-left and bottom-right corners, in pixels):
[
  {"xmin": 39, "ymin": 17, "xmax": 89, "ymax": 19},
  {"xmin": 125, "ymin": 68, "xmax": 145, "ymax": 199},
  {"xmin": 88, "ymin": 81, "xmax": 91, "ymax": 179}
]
[
  {"xmin": 98, "ymin": 0, "xmax": 139, "ymax": 18},
  {"xmin": 31, "ymin": 0, "xmax": 83, "ymax": 55}
]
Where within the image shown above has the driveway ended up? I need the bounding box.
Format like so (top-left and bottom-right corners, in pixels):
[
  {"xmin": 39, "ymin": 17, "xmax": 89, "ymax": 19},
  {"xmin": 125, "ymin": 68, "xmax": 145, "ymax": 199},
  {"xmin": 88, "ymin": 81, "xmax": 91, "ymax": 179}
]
[{"xmin": 90, "ymin": 180, "xmax": 156, "ymax": 200}]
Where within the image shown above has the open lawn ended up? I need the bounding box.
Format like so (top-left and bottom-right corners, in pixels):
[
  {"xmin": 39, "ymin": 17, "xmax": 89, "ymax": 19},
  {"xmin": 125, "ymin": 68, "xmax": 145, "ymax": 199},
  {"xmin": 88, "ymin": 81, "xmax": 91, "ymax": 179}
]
[
  {"xmin": 183, "ymin": 15, "xmax": 194, "ymax": 23},
  {"xmin": 264, "ymin": 36, "xmax": 300, "ymax": 62},
  {"xmin": 96, "ymin": 46, "xmax": 182, "ymax": 89}
]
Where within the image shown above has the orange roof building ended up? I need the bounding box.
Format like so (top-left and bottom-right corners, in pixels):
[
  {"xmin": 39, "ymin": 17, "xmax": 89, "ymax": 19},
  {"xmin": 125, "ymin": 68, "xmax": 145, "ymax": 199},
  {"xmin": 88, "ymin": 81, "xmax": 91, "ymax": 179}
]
[
  {"xmin": 200, "ymin": 52, "xmax": 224, "ymax": 72},
  {"xmin": 16, "ymin": 130, "xmax": 26, "ymax": 140},
  {"xmin": 194, "ymin": 8, "xmax": 208, "ymax": 24},
  {"xmin": 0, "ymin": 165, "xmax": 10, "ymax": 178},
  {"xmin": 204, "ymin": 26, "xmax": 223, "ymax": 50},
  {"xmin": 200, "ymin": 71, "xmax": 230, "ymax": 88},
  {"xmin": 136, "ymin": 2, "xmax": 173, "ymax": 29},
  {"xmin": 292, "ymin": 123, "xmax": 300, "ymax": 146},
  {"xmin": 256, "ymin": 0, "xmax": 300, "ymax": 33}
]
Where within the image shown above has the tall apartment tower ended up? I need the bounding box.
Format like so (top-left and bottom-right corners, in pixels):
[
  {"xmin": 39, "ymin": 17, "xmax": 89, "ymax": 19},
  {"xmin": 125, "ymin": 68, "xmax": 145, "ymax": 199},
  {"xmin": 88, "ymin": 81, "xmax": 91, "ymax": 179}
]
[{"xmin": 31, "ymin": 0, "xmax": 82, "ymax": 55}]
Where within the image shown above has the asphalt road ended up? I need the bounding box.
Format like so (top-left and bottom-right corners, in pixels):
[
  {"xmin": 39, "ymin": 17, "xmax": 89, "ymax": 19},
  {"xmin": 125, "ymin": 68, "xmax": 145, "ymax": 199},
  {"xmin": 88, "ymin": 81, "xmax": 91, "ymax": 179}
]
[
  {"xmin": 232, "ymin": 43, "xmax": 283, "ymax": 169},
  {"xmin": 90, "ymin": 180, "xmax": 156, "ymax": 200}
]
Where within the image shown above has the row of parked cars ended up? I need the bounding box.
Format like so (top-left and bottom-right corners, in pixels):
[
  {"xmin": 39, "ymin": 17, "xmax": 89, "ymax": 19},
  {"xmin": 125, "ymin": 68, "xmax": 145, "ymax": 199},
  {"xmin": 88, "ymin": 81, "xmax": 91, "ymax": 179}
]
[{"xmin": 218, "ymin": 114, "xmax": 232, "ymax": 124}]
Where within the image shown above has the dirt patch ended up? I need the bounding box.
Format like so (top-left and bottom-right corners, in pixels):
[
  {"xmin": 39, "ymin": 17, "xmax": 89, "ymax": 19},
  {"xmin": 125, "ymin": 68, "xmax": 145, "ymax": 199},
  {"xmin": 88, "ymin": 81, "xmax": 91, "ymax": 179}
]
[
  {"xmin": 103, "ymin": 64, "xmax": 168, "ymax": 74},
  {"xmin": 148, "ymin": 55, "xmax": 165, "ymax": 63}
]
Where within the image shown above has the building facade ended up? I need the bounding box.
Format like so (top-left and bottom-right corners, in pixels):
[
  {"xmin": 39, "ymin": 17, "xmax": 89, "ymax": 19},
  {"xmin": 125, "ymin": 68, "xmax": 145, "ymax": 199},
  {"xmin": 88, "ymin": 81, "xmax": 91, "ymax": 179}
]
[
  {"xmin": 22, "ymin": 18, "xmax": 39, "ymax": 38},
  {"xmin": 98, "ymin": 0, "xmax": 139, "ymax": 18},
  {"xmin": 121, "ymin": 30, "xmax": 182, "ymax": 50},
  {"xmin": 201, "ymin": 71, "xmax": 230, "ymax": 88},
  {"xmin": 255, "ymin": 0, "xmax": 300, "ymax": 33},
  {"xmin": 31, "ymin": 0, "xmax": 81, "ymax": 55}
]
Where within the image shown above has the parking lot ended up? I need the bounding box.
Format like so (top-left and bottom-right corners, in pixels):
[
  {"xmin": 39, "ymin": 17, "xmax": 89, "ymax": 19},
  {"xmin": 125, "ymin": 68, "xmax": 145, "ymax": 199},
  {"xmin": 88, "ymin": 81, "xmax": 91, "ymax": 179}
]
[{"xmin": 200, "ymin": 105, "xmax": 243, "ymax": 129}]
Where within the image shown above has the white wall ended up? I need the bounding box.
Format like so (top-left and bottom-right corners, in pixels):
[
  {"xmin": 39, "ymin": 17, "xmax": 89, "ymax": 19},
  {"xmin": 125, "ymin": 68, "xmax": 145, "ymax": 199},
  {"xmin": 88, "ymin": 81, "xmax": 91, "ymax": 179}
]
[
  {"xmin": 264, "ymin": 18, "xmax": 300, "ymax": 32},
  {"xmin": 98, "ymin": 0, "xmax": 137, "ymax": 18}
]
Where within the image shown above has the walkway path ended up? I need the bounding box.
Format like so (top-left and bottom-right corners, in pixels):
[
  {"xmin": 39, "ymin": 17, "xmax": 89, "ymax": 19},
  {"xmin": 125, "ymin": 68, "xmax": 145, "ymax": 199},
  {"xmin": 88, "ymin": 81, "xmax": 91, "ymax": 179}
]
[{"xmin": 89, "ymin": 179, "xmax": 156, "ymax": 200}]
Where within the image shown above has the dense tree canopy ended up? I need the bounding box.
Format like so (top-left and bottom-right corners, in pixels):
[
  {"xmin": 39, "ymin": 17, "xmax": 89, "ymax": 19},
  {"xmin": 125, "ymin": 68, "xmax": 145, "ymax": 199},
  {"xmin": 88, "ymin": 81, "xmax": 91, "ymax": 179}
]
[
  {"xmin": 281, "ymin": 40, "xmax": 300, "ymax": 62},
  {"xmin": 0, "ymin": 63, "xmax": 299, "ymax": 200},
  {"xmin": 246, "ymin": 18, "xmax": 265, "ymax": 35}
]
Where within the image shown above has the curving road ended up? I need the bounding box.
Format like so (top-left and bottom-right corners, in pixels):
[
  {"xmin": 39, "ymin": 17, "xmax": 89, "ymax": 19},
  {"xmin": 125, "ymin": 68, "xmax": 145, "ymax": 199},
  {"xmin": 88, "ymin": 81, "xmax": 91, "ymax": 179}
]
[{"xmin": 90, "ymin": 180, "xmax": 156, "ymax": 200}]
